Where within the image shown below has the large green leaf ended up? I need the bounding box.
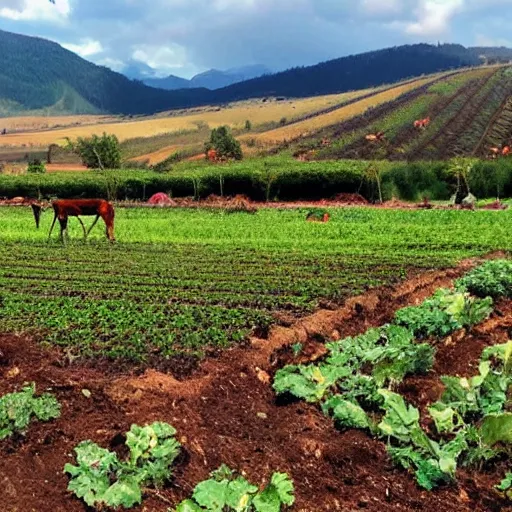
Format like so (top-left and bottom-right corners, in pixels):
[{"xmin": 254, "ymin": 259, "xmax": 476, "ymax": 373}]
[
  {"xmin": 176, "ymin": 500, "xmax": 204, "ymax": 512},
  {"xmin": 428, "ymin": 404, "xmax": 461, "ymax": 434},
  {"xmin": 273, "ymin": 364, "xmax": 345, "ymax": 403},
  {"xmin": 192, "ymin": 479, "xmax": 229, "ymax": 511},
  {"xmin": 102, "ymin": 476, "xmax": 142, "ymax": 508},
  {"xmin": 322, "ymin": 396, "xmax": 369, "ymax": 429},
  {"xmin": 378, "ymin": 390, "xmax": 421, "ymax": 443},
  {"xmin": 269, "ymin": 473, "xmax": 295, "ymax": 506},
  {"xmin": 481, "ymin": 413, "xmax": 512, "ymax": 446},
  {"xmin": 225, "ymin": 477, "xmax": 258, "ymax": 511}
]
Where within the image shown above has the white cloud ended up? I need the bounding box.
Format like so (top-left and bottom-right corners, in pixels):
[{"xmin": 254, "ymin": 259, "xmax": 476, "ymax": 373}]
[
  {"xmin": 405, "ymin": 0, "xmax": 465, "ymax": 36},
  {"xmin": 361, "ymin": 0, "xmax": 402, "ymax": 16},
  {"xmin": 96, "ymin": 57, "xmax": 126, "ymax": 73},
  {"xmin": 475, "ymin": 34, "xmax": 512, "ymax": 48},
  {"xmin": 0, "ymin": 0, "xmax": 70, "ymax": 22},
  {"xmin": 132, "ymin": 44, "xmax": 189, "ymax": 76},
  {"xmin": 62, "ymin": 38, "xmax": 103, "ymax": 57}
]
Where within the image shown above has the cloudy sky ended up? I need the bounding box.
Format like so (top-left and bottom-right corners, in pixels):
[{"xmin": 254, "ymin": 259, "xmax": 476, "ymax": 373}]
[{"xmin": 0, "ymin": 0, "xmax": 511, "ymax": 79}]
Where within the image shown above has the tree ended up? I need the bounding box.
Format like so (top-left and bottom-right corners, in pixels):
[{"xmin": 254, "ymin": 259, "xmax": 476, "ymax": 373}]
[
  {"xmin": 66, "ymin": 132, "xmax": 122, "ymax": 169},
  {"xmin": 447, "ymin": 157, "xmax": 478, "ymax": 205},
  {"xmin": 245, "ymin": 120, "xmax": 252, "ymax": 131},
  {"xmin": 204, "ymin": 126, "xmax": 243, "ymax": 161}
]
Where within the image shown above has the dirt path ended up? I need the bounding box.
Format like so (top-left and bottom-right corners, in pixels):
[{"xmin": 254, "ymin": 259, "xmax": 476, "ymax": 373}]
[
  {"xmin": 0, "ymin": 255, "xmax": 510, "ymax": 511},
  {"xmin": 129, "ymin": 145, "xmax": 179, "ymax": 165}
]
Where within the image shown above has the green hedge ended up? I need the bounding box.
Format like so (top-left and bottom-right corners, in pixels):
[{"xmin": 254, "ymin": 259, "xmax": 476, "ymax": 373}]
[{"xmin": 1, "ymin": 157, "xmax": 512, "ymax": 202}]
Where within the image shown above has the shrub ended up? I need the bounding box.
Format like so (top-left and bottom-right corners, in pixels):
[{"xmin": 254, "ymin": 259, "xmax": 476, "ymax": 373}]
[
  {"xmin": 27, "ymin": 159, "xmax": 46, "ymax": 174},
  {"xmin": 204, "ymin": 126, "xmax": 243, "ymax": 160},
  {"xmin": 67, "ymin": 132, "xmax": 122, "ymax": 169}
]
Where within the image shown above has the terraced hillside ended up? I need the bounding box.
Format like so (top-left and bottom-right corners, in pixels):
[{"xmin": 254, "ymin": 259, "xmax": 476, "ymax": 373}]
[
  {"xmin": 3, "ymin": 66, "xmax": 512, "ymax": 166},
  {"xmin": 286, "ymin": 65, "xmax": 512, "ymax": 162}
]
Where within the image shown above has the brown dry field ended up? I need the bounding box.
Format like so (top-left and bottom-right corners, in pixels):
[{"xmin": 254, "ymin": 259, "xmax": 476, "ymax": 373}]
[
  {"xmin": 0, "ymin": 91, "xmax": 376, "ymax": 149},
  {"xmin": 0, "ymin": 114, "xmax": 119, "ymax": 133},
  {"xmin": 129, "ymin": 145, "xmax": 180, "ymax": 164}
]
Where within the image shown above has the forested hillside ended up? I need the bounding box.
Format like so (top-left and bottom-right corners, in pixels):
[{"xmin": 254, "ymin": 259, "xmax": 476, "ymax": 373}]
[
  {"xmin": 213, "ymin": 44, "xmax": 512, "ymax": 100},
  {"xmin": 0, "ymin": 29, "xmax": 210, "ymax": 115},
  {"xmin": 1, "ymin": 28, "xmax": 511, "ymax": 116}
]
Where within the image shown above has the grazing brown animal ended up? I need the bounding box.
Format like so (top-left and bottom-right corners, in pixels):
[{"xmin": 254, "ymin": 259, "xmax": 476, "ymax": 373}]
[
  {"xmin": 414, "ymin": 117, "xmax": 431, "ymax": 129},
  {"xmin": 365, "ymin": 131, "xmax": 385, "ymax": 142},
  {"xmin": 31, "ymin": 199, "xmax": 115, "ymax": 242}
]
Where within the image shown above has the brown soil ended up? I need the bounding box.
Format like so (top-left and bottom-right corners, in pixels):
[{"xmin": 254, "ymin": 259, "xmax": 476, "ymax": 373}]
[
  {"xmin": 1, "ymin": 255, "xmax": 511, "ymax": 512},
  {"xmin": 480, "ymin": 200, "xmax": 509, "ymax": 210}
]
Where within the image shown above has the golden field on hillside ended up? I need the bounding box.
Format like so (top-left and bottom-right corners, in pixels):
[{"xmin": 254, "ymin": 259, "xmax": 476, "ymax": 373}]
[
  {"xmin": 0, "ymin": 90, "xmax": 376, "ymax": 148},
  {"xmin": 0, "ymin": 115, "xmax": 119, "ymax": 133},
  {"xmin": 239, "ymin": 76, "xmax": 446, "ymax": 146}
]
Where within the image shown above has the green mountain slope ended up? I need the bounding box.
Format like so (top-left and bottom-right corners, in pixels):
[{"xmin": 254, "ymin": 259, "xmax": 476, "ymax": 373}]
[{"xmin": 0, "ymin": 29, "xmax": 211, "ymax": 116}]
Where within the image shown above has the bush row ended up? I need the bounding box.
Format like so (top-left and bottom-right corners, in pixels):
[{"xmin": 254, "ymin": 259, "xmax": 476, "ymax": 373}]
[{"xmin": 1, "ymin": 157, "xmax": 512, "ymax": 202}]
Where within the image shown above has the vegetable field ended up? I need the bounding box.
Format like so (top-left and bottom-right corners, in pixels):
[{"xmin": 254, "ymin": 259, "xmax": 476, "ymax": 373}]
[
  {"xmin": 1, "ymin": 205, "xmax": 512, "ymax": 511},
  {"xmin": 290, "ymin": 65, "xmax": 512, "ymax": 162}
]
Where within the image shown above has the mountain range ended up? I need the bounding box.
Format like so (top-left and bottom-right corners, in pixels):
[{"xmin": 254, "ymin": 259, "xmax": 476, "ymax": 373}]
[
  {"xmin": 1, "ymin": 28, "xmax": 512, "ymax": 116},
  {"xmin": 140, "ymin": 65, "xmax": 272, "ymax": 91}
]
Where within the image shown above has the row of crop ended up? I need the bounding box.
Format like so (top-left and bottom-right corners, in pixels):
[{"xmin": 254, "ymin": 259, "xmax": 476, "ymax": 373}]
[
  {"xmin": 321, "ymin": 69, "xmax": 487, "ymax": 161},
  {"xmin": 477, "ymin": 95, "xmax": 512, "ymax": 156},
  {"xmin": 435, "ymin": 68, "xmax": 512, "ymax": 158},
  {"xmin": 0, "ymin": 385, "xmax": 295, "ymax": 510},
  {"xmin": 273, "ymin": 259, "xmax": 512, "ymax": 493},
  {"xmin": 3, "ymin": 156, "xmax": 512, "ymax": 202},
  {"xmin": 301, "ymin": 73, "xmax": 463, "ymax": 160},
  {"xmin": 401, "ymin": 68, "xmax": 497, "ymax": 160},
  {"xmin": 0, "ymin": 238, "xmax": 408, "ymax": 361}
]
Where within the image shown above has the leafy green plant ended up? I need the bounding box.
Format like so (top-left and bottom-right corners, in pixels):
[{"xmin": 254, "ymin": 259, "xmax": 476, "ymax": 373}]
[
  {"xmin": 394, "ymin": 289, "xmax": 493, "ymax": 338},
  {"xmin": 497, "ymin": 473, "xmax": 512, "ymax": 499},
  {"xmin": 456, "ymin": 260, "xmax": 512, "ymax": 299},
  {"xmin": 175, "ymin": 465, "xmax": 295, "ymax": 512},
  {"xmin": 274, "ymin": 325, "xmax": 434, "ymax": 409},
  {"xmin": 0, "ymin": 383, "xmax": 60, "ymax": 440},
  {"xmin": 64, "ymin": 422, "xmax": 181, "ymax": 509},
  {"xmin": 378, "ymin": 390, "xmax": 467, "ymax": 490},
  {"xmin": 431, "ymin": 341, "xmax": 512, "ymax": 426},
  {"xmin": 322, "ymin": 396, "xmax": 370, "ymax": 430}
]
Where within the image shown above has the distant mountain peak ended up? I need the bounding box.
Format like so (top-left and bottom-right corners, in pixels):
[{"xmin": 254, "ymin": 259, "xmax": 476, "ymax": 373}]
[{"xmin": 138, "ymin": 64, "xmax": 272, "ymax": 91}]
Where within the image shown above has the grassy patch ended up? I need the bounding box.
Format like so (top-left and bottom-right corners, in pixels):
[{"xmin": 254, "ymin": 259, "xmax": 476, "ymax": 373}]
[{"xmin": 0, "ymin": 207, "xmax": 510, "ymax": 361}]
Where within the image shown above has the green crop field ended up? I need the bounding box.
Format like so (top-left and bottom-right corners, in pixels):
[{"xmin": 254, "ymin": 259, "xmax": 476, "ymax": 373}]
[{"xmin": 0, "ymin": 206, "xmax": 510, "ymax": 362}]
